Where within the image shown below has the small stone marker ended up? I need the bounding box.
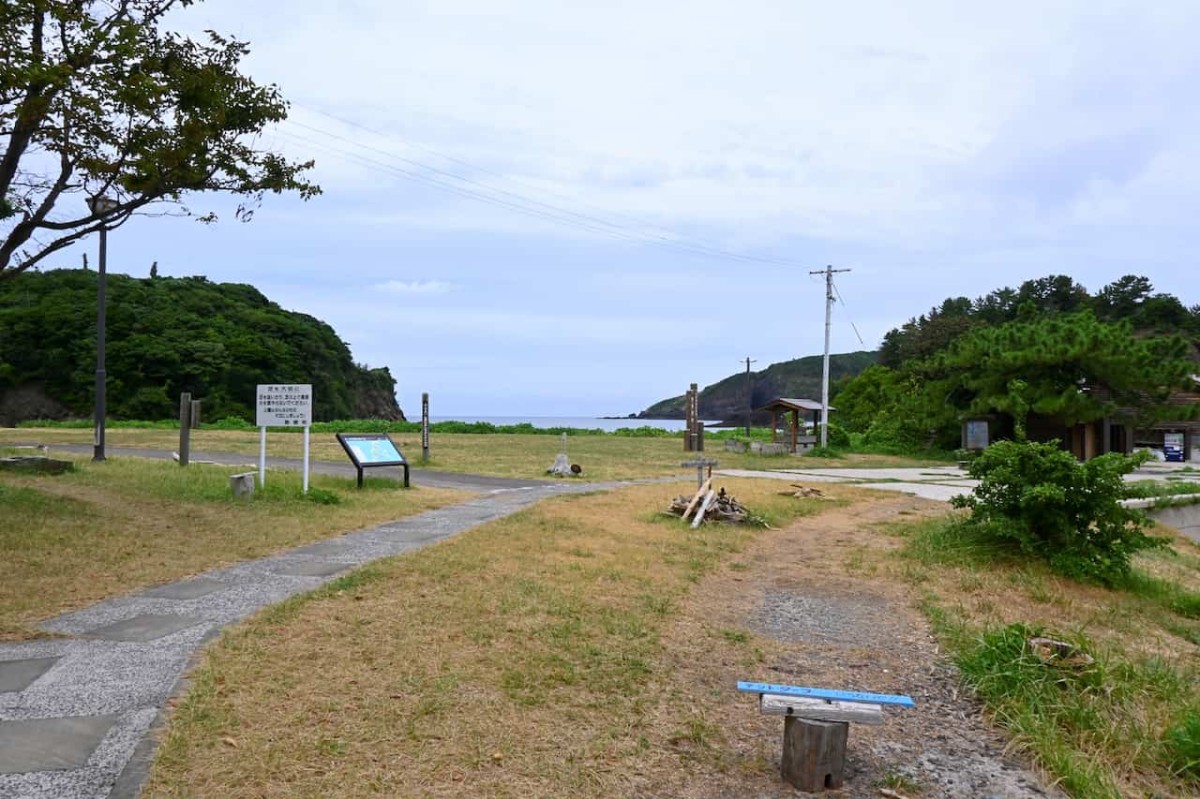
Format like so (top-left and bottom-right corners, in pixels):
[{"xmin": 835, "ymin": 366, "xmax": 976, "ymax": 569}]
[
  {"xmin": 548, "ymin": 432, "xmax": 573, "ymax": 477},
  {"xmin": 230, "ymin": 471, "xmax": 256, "ymax": 498}
]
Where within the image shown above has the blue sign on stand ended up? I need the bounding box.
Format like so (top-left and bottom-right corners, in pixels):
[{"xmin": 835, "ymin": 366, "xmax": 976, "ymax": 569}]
[
  {"xmin": 336, "ymin": 433, "xmax": 409, "ymax": 487},
  {"xmin": 1164, "ymin": 432, "xmax": 1185, "ymax": 462}
]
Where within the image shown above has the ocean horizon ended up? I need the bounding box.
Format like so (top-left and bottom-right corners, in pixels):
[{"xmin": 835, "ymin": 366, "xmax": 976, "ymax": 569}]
[{"xmin": 428, "ymin": 415, "xmax": 726, "ymax": 433}]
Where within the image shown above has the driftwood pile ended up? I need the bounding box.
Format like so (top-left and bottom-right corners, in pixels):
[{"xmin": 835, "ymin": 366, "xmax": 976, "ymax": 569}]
[{"xmin": 668, "ymin": 483, "xmax": 752, "ymax": 526}]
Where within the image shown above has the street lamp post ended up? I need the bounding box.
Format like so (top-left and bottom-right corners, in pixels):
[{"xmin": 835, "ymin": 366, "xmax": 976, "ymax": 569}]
[{"xmin": 87, "ymin": 195, "xmax": 119, "ymax": 462}]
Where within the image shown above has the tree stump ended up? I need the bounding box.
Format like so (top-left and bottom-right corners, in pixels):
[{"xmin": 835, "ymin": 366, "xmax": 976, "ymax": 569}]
[{"xmin": 781, "ymin": 717, "xmax": 848, "ymax": 792}]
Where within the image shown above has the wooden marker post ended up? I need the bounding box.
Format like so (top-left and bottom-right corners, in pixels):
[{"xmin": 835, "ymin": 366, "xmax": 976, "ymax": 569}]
[
  {"xmin": 782, "ymin": 718, "xmax": 849, "ymax": 792},
  {"xmin": 421, "ymin": 392, "xmax": 430, "ymax": 461},
  {"xmin": 178, "ymin": 392, "xmax": 192, "ymax": 467}
]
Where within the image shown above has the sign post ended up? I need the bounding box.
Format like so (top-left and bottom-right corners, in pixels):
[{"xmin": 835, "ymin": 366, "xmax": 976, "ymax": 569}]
[{"xmin": 255, "ymin": 384, "xmax": 313, "ymax": 492}]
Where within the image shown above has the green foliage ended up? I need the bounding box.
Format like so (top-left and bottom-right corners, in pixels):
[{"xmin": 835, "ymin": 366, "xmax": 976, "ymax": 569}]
[
  {"xmin": 1165, "ymin": 713, "xmax": 1200, "ymax": 778},
  {"xmin": 951, "ymin": 441, "xmax": 1165, "ymax": 585},
  {"xmin": 823, "ymin": 421, "xmax": 851, "ymax": 449},
  {"xmin": 805, "ymin": 446, "xmax": 843, "ymax": 459},
  {"xmin": 952, "ymin": 622, "xmax": 1200, "ymax": 794},
  {"xmin": 842, "ymin": 276, "xmax": 1200, "ymax": 453},
  {"xmin": 303, "ymin": 487, "xmax": 342, "ymax": 506},
  {"xmin": 931, "ymin": 310, "xmax": 1197, "ymax": 433},
  {"xmin": 0, "ymin": 0, "xmax": 318, "ymax": 278},
  {"xmin": 0, "ymin": 270, "xmax": 398, "ymax": 423}
]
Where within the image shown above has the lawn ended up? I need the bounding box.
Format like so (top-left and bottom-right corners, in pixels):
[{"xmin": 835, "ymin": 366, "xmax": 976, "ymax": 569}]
[
  {"xmin": 0, "ymin": 425, "xmax": 949, "ymax": 482},
  {"xmin": 0, "ymin": 451, "xmax": 467, "ymax": 639}
]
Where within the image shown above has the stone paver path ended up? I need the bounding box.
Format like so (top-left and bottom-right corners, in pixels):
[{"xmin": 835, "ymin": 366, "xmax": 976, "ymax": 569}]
[{"xmin": 0, "ymin": 471, "xmax": 601, "ymax": 799}]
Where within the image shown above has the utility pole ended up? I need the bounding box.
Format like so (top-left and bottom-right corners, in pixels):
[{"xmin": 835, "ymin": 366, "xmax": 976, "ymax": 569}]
[
  {"xmin": 809, "ymin": 265, "xmax": 851, "ymax": 448},
  {"xmin": 742, "ymin": 357, "xmax": 756, "ymax": 436}
]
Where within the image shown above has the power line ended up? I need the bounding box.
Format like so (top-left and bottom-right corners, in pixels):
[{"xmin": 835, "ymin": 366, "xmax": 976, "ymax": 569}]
[
  {"xmin": 831, "ymin": 278, "xmax": 866, "ymax": 347},
  {"xmin": 279, "ymin": 110, "xmax": 810, "ymax": 268}
]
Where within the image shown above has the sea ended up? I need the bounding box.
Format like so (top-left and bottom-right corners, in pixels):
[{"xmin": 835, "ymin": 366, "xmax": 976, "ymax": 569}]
[{"xmin": 428, "ymin": 416, "xmax": 726, "ymax": 433}]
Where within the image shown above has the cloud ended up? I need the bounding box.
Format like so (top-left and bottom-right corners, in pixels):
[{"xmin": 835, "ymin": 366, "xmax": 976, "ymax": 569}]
[{"xmin": 377, "ymin": 279, "xmax": 454, "ymax": 295}]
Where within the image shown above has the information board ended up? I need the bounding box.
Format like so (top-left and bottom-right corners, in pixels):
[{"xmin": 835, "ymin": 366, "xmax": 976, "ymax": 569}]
[
  {"xmin": 341, "ymin": 435, "xmax": 406, "ymax": 466},
  {"xmin": 964, "ymin": 419, "xmax": 990, "ymax": 451},
  {"xmin": 335, "ymin": 433, "xmax": 409, "ymax": 488},
  {"xmin": 256, "ymin": 384, "xmax": 312, "ymax": 427}
]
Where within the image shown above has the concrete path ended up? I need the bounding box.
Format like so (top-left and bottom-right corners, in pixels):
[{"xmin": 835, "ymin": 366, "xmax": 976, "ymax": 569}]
[
  {"xmin": 716, "ymin": 464, "xmax": 981, "ymax": 502},
  {"xmin": 0, "ymin": 453, "xmax": 608, "ymax": 799},
  {"xmin": 717, "ymin": 461, "xmax": 1200, "ymax": 504}
]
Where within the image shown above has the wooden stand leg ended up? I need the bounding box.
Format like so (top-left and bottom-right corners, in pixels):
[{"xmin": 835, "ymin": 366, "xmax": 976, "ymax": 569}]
[{"xmin": 781, "ymin": 717, "xmax": 848, "ymax": 792}]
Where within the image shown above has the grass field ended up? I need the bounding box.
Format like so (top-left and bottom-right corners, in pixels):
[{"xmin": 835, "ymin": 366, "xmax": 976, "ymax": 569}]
[
  {"xmin": 143, "ymin": 479, "xmax": 832, "ymax": 798},
  {"xmin": 0, "ymin": 451, "xmax": 467, "ymax": 639},
  {"xmin": 8, "ymin": 428, "xmax": 1196, "ymax": 796},
  {"xmin": 0, "ymin": 426, "xmax": 949, "ymax": 482}
]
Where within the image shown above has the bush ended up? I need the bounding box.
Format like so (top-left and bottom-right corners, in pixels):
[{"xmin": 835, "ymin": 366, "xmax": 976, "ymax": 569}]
[
  {"xmin": 950, "ymin": 440, "xmax": 1164, "ymax": 585},
  {"xmin": 823, "ymin": 422, "xmax": 851, "ymax": 449}
]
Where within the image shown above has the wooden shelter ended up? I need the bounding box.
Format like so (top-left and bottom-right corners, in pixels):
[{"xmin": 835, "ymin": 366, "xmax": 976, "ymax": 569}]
[{"xmin": 756, "ymin": 398, "xmax": 830, "ymax": 453}]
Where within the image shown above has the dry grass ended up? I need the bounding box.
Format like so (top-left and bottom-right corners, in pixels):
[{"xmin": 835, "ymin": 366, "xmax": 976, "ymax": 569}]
[
  {"xmin": 0, "ymin": 454, "xmax": 466, "ymax": 639},
  {"xmin": 1, "ymin": 426, "xmax": 949, "ymax": 482},
  {"xmin": 143, "ymin": 478, "xmax": 833, "ymax": 799}
]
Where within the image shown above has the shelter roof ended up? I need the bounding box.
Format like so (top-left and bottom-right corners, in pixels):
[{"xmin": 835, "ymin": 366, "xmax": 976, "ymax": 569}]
[{"xmin": 755, "ymin": 397, "xmax": 832, "ymax": 413}]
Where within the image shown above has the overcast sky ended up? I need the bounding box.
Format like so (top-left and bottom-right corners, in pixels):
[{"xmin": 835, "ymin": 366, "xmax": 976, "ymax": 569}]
[{"xmin": 74, "ymin": 0, "xmax": 1200, "ymax": 417}]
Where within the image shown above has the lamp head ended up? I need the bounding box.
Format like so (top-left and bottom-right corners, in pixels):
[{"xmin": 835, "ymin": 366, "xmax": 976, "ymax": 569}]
[{"xmin": 87, "ymin": 195, "xmax": 119, "ymax": 215}]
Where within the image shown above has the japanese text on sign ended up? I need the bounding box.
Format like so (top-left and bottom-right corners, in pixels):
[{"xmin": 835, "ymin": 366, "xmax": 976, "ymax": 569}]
[{"xmin": 256, "ymin": 384, "xmax": 313, "ymax": 427}]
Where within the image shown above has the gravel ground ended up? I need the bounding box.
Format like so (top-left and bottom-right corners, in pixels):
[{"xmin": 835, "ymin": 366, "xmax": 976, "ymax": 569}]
[{"xmin": 642, "ymin": 491, "xmax": 1067, "ymax": 799}]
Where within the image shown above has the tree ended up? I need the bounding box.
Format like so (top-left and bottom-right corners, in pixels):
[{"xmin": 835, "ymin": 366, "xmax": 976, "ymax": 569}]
[
  {"xmin": 0, "ymin": 1, "xmax": 319, "ymax": 280},
  {"xmin": 930, "ymin": 310, "xmax": 1199, "ymax": 434}
]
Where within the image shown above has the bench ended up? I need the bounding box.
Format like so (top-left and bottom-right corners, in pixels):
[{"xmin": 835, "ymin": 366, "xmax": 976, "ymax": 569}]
[{"xmin": 738, "ymin": 681, "xmax": 914, "ymax": 792}]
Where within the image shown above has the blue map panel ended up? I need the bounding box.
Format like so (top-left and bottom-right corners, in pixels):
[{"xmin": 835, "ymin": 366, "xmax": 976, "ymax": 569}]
[
  {"xmin": 346, "ymin": 437, "xmax": 403, "ymax": 465},
  {"xmin": 737, "ymin": 681, "xmax": 915, "ymax": 707}
]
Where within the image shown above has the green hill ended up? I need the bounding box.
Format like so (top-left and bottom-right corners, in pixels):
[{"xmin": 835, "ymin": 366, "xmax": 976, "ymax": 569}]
[
  {"xmin": 639, "ymin": 351, "xmax": 878, "ymax": 421},
  {"xmin": 0, "ymin": 269, "xmax": 404, "ymax": 425}
]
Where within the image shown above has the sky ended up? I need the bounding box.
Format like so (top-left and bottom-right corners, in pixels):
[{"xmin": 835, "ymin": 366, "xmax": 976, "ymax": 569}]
[{"xmin": 62, "ymin": 0, "xmax": 1200, "ymax": 417}]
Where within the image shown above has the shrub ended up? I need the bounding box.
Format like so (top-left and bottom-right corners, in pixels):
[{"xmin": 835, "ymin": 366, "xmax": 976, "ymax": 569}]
[
  {"xmin": 823, "ymin": 422, "xmax": 851, "ymax": 449},
  {"xmin": 950, "ymin": 440, "xmax": 1164, "ymax": 585}
]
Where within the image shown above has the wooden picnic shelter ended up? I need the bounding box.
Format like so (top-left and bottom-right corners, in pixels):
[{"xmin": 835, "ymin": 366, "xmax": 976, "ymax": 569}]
[{"xmin": 756, "ymin": 397, "xmax": 830, "ymax": 453}]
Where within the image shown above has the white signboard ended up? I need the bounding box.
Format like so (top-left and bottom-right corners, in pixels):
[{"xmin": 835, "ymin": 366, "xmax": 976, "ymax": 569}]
[{"xmin": 256, "ymin": 384, "xmax": 312, "ymax": 428}]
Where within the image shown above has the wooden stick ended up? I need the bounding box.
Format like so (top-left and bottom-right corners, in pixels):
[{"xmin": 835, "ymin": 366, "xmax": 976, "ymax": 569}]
[
  {"xmin": 682, "ymin": 478, "xmax": 711, "ymax": 520},
  {"xmin": 880, "ymin": 789, "xmax": 913, "ymax": 799},
  {"xmin": 691, "ymin": 489, "xmax": 716, "ymax": 528}
]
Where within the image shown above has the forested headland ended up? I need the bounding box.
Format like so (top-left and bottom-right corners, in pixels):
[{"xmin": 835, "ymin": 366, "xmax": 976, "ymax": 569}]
[{"xmin": 0, "ymin": 269, "xmax": 404, "ymax": 426}]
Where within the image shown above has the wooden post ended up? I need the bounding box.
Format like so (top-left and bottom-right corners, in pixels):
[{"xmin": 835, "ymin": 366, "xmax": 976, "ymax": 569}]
[
  {"xmin": 190, "ymin": 399, "xmax": 202, "ymax": 429},
  {"xmin": 685, "ymin": 384, "xmax": 699, "ymax": 452},
  {"xmin": 421, "ymin": 392, "xmax": 430, "ymax": 461},
  {"xmin": 792, "ymin": 409, "xmax": 799, "ymax": 453},
  {"xmin": 178, "ymin": 392, "xmax": 192, "ymax": 467},
  {"xmin": 781, "ymin": 717, "xmax": 848, "ymax": 792}
]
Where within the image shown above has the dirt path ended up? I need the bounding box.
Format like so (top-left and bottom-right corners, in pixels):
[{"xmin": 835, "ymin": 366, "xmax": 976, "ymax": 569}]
[{"xmin": 642, "ymin": 490, "xmax": 1066, "ymax": 798}]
